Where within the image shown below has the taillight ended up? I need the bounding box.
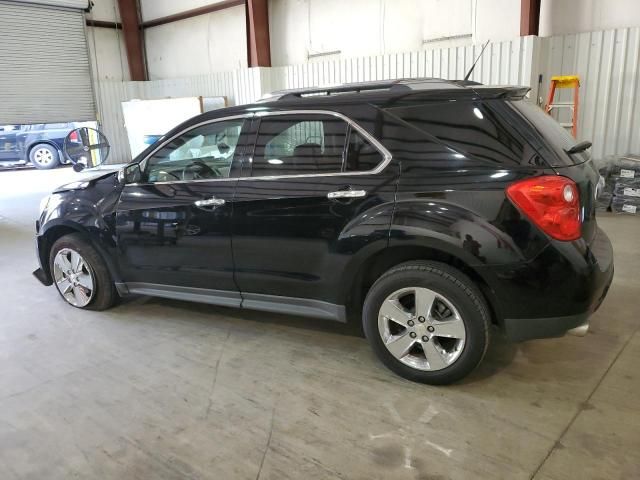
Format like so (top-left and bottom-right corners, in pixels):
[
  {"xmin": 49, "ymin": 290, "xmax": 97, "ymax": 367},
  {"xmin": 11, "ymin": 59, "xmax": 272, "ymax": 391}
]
[
  {"xmin": 69, "ymin": 130, "xmax": 78, "ymax": 142},
  {"xmin": 506, "ymin": 175, "xmax": 581, "ymax": 241}
]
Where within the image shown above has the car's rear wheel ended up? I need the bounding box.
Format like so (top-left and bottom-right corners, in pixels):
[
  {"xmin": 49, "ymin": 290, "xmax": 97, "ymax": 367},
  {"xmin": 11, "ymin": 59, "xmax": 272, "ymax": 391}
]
[
  {"xmin": 363, "ymin": 261, "xmax": 490, "ymax": 385},
  {"xmin": 49, "ymin": 233, "xmax": 117, "ymax": 310},
  {"xmin": 30, "ymin": 143, "xmax": 60, "ymax": 170}
]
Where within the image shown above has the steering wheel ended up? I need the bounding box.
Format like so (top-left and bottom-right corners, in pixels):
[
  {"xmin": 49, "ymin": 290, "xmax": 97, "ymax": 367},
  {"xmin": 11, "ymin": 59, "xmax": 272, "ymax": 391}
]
[{"xmin": 181, "ymin": 160, "xmax": 222, "ymax": 180}]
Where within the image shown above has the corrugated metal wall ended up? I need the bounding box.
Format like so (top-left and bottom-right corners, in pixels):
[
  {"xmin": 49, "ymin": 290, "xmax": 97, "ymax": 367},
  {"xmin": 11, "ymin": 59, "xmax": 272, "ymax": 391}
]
[
  {"xmin": 96, "ymin": 28, "xmax": 640, "ymax": 164},
  {"xmin": 97, "ymin": 39, "xmax": 534, "ymax": 164},
  {"xmin": 277, "ymin": 36, "xmax": 536, "ymax": 89},
  {"xmin": 536, "ymin": 27, "xmax": 640, "ymax": 160},
  {"xmin": 96, "ymin": 70, "xmax": 261, "ymax": 164}
]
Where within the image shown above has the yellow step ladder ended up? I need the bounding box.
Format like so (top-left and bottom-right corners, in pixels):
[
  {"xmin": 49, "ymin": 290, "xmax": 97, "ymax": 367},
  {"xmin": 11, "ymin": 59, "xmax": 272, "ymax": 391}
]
[{"xmin": 545, "ymin": 75, "xmax": 580, "ymax": 138}]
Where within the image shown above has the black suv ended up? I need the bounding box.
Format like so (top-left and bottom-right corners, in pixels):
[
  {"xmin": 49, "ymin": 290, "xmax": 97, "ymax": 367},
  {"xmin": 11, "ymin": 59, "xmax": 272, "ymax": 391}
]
[
  {"xmin": 33, "ymin": 79, "xmax": 614, "ymax": 384},
  {"xmin": 0, "ymin": 123, "xmax": 76, "ymax": 169}
]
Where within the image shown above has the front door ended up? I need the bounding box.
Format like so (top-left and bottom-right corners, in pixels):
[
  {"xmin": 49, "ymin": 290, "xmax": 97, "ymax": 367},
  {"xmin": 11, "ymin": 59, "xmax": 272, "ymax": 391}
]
[
  {"xmin": 115, "ymin": 117, "xmax": 248, "ymax": 301},
  {"xmin": 232, "ymin": 111, "xmax": 398, "ymax": 312}
]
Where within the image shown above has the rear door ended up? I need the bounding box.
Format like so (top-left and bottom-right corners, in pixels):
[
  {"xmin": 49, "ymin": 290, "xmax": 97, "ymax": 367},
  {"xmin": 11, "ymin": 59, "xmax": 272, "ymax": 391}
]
[
  {"xmin": 115, "ymin": 116, "xmax": 249, "ymax": 300},
  {"xmin": 232, "ymin": 111, "xmax": 398, "ymax": 313},
  {"xmin": 0, "ymin": 125, "xmax": 19, "ymax": 160}
]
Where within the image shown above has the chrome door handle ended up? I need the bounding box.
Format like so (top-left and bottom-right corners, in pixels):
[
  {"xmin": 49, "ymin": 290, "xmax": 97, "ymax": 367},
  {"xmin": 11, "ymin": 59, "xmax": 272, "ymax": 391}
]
[
  {"xmin": 327, "ymin": 189, "xmax": 367, "ymax": 199},
  {"xmin": 194, "ymin": 197, "xmax": 225, "ymax": 207}
]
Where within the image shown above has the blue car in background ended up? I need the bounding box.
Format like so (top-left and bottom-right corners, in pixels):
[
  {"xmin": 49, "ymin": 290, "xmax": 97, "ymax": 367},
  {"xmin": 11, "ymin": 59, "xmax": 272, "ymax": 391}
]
[{"xmin": 0, "ymin": 123, "xmax": 77, "ymax": 169}]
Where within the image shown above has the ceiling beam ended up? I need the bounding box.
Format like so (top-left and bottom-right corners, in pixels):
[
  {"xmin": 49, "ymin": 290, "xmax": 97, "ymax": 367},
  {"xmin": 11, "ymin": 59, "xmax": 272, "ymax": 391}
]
[
  {"xmin": 116, "ymin": 0, "xmax": 147, "ymax": 80},
  {"xmin": 520, "ymin": 0, "xmax": 541, "ymax": 36},
  {"xmin": 142, "ymin": 0, "xmax": 244, "ymax": 28},
  {"xmin": 246, "ymin": 0, "xmax": 271, "ymax": 67}
]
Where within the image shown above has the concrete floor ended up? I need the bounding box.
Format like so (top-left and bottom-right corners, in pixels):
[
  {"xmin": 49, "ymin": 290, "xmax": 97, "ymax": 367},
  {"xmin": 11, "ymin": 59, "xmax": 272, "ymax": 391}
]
[{"xmin": 0, "ymin": 167, "xmax": 639, "ymax": 480}]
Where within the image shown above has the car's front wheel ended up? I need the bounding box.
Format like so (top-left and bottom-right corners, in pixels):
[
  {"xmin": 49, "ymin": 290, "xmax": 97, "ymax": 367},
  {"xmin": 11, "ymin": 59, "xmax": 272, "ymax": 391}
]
[
  {"xmin": 363, "ymin": 261, "xmax": 490, "ymax": 385},
  {"xmin": 49, "ymin": 233, "xmax": 117, "ymax": 310},
  {"xmin": 30, "ymin": 143, "xmax": 60, "ymax": 170}
]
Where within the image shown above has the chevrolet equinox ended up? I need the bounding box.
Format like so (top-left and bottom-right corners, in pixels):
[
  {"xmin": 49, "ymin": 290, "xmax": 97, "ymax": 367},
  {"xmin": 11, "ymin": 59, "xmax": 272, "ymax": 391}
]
[{"xmin": 33, "ymin": 79, "xmax": 614, "ymax": 384}]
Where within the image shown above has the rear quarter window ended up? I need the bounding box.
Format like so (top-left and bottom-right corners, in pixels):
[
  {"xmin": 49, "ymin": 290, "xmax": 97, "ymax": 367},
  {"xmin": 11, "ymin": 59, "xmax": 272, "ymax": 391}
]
[
  {"xmin": 506, "ymin": 100, "xmax": 587, "ymax": 166},
  {"xmin": 386, "ymin": 101, "xmax": 540, "ymax": 166}
]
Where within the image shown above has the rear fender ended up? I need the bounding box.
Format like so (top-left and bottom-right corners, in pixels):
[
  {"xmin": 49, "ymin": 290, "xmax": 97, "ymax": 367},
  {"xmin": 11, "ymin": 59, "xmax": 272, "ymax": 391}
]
[{"xmin": 389, "ymin": 199, "xmax": 533, "ymax": 266}]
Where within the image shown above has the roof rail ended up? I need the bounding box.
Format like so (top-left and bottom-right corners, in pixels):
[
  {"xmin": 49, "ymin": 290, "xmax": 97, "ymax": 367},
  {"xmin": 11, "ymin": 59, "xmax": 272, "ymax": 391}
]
[
  {"xmin": 259, "ymin": 79, "xmax": 412, "ymax": 102},
  {"xmin": 257, "ymin": 78, "xmax": 480, "ymax": 102}
]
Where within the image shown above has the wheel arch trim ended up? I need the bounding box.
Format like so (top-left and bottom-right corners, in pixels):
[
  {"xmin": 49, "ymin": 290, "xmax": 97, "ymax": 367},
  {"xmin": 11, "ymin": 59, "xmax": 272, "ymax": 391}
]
[
  {"xmin": 346, "ymin": 242, "xmax": 505, "ymax": 327},
  {"xmin": 38, "ymin": 220, "xmax": 122, "ymax": 285}
]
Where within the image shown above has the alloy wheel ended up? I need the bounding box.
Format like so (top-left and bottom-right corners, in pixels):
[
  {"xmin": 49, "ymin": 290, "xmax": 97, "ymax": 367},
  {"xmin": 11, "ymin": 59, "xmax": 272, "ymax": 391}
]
[
  {"xmin": 377, "ymin": 287, "xmax": 466, "ymax": 371},
  {"xmin": 52, "ymin": 248, "xmax": 94, "ymax": 307}
]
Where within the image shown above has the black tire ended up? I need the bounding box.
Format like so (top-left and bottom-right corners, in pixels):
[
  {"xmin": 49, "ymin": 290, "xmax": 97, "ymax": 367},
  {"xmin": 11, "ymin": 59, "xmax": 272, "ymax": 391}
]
[
  {"xmin": 363, "ymin": 261, "xmax": 490, "ymax": 385},
  {"xmin": 49, "ymin": 233, "xmax": 117, "ymax": 311},
  {"xmin": 29, "ymin": 143, "xmax": 60, "ymax": 170}
]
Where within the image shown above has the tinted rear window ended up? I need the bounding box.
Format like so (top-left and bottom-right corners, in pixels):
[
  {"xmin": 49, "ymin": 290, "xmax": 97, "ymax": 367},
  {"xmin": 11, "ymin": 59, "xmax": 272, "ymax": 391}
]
[
  {"xmin": 386, "ymin": 101, "xmax": 538, "ymax": 166},
  {"xmin": 507, "ymin": 100, "xmax": 588, "ymax": 166}
]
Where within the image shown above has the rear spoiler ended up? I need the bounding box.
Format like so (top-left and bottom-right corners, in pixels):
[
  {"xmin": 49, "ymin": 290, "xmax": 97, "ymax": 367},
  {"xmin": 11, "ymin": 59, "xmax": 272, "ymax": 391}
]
[{"xmin": 467, "ymin": 85, "xmax": 531, "ymax": 100}]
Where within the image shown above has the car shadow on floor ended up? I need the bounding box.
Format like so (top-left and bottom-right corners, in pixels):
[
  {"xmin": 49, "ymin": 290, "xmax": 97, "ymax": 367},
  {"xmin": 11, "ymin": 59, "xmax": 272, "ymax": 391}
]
[{"xmin": 116, "ymin": 294, "xmax": 520, "ymax": 384}]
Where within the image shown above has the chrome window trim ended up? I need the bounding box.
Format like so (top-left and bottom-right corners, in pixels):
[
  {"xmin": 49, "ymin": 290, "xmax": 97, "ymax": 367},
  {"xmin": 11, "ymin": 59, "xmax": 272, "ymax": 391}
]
[{"xmin": 127, "ymin": 109, "xmax": 392, "ymax": 187}]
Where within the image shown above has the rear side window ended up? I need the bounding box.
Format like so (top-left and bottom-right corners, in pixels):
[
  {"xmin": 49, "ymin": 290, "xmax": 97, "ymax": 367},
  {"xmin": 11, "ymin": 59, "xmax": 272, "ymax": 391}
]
[
  {"xmin": 507, "ymin": 100, "xmax": 586, "ymax": 166},
  {"xmin": 345, "ymin": 128, "xmax": 384, "ymax": 172},
  {"xmin": 251, "ymin": 114, "xmax": 347, "ymax": 176},
  {"xmin": 387, "ymin": 101, "xmax": 535, "ymax": 166}
]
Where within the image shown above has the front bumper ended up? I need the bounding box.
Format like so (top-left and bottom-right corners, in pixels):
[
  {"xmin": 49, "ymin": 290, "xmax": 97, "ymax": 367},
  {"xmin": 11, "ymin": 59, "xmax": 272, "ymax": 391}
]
[
  {"xmin": 480, "ymin": 226, "xmax": 614, "ymax": 342},
  {"xmin": 33, "ymin": 229, "xmax": 53, "ymax": 286}
]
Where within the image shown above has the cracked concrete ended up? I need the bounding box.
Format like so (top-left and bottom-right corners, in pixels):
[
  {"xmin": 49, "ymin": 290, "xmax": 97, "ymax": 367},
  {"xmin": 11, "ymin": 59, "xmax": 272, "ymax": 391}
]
[{"xmin": 0, "ymin": 167, "xmax": 639, "ymax": 479}]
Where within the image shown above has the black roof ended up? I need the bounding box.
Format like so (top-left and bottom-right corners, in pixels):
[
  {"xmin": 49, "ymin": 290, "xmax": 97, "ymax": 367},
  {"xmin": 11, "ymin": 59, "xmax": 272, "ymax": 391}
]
[
  {"xmin": 173, "ymin": 78, "xmax": 530, "ymax": 131},
  {"xmin": 257, "ymin": 78, "xmax": 529, "ymax": 104}
]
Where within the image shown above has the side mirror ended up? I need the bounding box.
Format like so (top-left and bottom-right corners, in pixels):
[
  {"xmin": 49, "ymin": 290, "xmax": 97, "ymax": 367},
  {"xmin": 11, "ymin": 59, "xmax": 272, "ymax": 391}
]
[{"xmin": 123, "ymin": 163, "xmax": 143, "ymax": 184}]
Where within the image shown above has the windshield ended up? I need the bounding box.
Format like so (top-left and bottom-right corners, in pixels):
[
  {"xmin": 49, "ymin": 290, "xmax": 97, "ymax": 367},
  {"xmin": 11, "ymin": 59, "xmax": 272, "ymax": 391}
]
[{"xmin": 508, "ymin": 100, "xmax": 589, "ymax": 166}]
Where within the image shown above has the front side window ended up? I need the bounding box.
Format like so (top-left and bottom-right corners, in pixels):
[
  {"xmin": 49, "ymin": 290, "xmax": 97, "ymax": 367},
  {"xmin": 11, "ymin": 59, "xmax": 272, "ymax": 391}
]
[
  {"xmin": 144, "ymin": 119, "xmax": 244, "ymax": 182},
  {"xmin": 251, "ymin": 114, "xmax": 348, "ymax": 176}
]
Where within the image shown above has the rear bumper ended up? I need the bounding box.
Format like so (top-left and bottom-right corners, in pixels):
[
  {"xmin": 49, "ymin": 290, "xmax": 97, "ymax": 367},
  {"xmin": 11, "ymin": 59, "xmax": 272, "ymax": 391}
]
[{"xmin": 480, "ymin": 226, "xmax": 614, "ymax": 342}]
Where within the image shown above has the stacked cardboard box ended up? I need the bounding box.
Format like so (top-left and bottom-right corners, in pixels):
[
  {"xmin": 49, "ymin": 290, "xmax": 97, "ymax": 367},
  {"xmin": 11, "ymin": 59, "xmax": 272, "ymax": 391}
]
[{"xmin": 608, "ymin": 156, "xmax": 640, "ymax": 214}]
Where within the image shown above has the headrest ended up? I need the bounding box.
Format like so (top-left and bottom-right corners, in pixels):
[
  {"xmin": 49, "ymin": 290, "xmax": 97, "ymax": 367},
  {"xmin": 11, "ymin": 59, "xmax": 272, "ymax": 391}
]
[{"xmin": 293, "ymin": 143, "xmax": 321, "ymax": 157}]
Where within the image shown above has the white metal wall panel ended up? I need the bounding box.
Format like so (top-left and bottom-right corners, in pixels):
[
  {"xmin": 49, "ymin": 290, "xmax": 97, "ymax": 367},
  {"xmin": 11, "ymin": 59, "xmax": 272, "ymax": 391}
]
[
  {"xmin": 94, "ymin": 81, "xmax": 131, "ymax": 166},
  {"xmin": 99, "ymin": 31, "xmax": 640, "ymax": 164},
  {"xmin": 96, "ymin": 39, "xmax": 534, "ymax": 164},
  {"xmin": 278, "ymin": 37, "xmax": 536, "ymax": 90},
  {"xmin": 0, "ymin": 1, "xmax": 95, "ymax": 123},
  {"xmin": 96, "ymin": 69, "xmax": 262, "ymax": 164},
  {"xmin": 537, "ymin": 28, "xmax": 640, "ymax": 159}
]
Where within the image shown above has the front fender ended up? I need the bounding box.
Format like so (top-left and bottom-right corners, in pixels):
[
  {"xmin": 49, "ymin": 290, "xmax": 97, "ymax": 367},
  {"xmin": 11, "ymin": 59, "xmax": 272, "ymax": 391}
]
[{"xmin": 37, "ymin": 177, "xmax": 122, "ymax": 282}]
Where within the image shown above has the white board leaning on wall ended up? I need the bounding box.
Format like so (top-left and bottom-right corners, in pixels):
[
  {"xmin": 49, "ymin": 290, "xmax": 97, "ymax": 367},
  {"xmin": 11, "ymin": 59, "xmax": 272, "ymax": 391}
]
[{"xmin": 121, "ymin": 96, "xmax": 227, "ymax": 158}]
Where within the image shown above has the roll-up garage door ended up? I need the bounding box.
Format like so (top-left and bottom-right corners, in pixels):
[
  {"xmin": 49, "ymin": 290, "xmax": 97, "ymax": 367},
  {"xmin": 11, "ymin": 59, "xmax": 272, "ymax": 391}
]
[{"xmin": 0, "ymin": 0, "xmax": 95, "ymax": 124}]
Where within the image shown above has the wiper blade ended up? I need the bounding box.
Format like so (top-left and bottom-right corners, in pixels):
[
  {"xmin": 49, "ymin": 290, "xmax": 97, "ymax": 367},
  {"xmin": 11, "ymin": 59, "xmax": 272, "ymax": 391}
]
[{"xmin": 565, "ymin": 141, "xmax": 592, "ymax": 154}]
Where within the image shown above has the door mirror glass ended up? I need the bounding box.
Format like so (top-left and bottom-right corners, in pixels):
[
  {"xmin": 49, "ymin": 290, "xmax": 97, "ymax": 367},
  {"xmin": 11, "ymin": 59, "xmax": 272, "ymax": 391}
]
[{"xmin": 123, "ymin": 163, "xmax": 143, "ymax": 184}]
